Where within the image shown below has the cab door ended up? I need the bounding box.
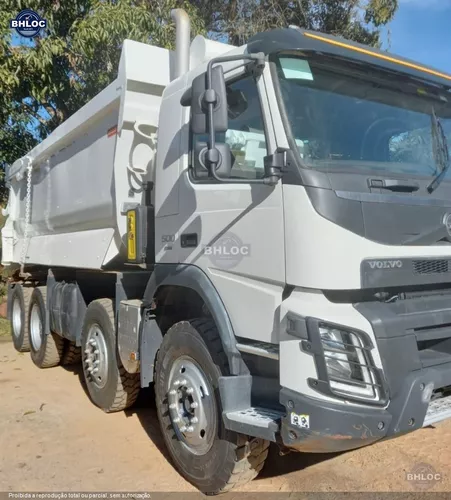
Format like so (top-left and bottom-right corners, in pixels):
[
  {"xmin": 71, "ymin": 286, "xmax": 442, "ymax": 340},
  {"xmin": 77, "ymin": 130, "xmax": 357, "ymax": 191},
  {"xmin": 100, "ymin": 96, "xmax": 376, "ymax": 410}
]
[{"xmin": 178, "ymin": 63, "xmax": 286, "ymax": 344}]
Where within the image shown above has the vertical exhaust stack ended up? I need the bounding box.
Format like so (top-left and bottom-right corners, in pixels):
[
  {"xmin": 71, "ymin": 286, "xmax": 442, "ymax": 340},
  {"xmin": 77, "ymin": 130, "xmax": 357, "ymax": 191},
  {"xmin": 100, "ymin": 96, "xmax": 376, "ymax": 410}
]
[{"xmin": 171, "ymin": 8, "xmax": 191, "ymax": 79}]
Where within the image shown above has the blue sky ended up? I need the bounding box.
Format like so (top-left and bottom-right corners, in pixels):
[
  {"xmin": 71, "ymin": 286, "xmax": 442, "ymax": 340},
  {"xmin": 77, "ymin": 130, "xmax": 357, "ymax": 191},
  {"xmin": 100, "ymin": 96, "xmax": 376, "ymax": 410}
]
[{"xmin": 385, "ymin": 0, "xmax": 451, "ymax": 73}]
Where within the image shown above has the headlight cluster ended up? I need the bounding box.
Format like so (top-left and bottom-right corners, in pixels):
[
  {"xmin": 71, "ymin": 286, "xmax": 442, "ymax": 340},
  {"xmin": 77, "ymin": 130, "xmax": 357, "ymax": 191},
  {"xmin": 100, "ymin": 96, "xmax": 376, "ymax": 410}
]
[{"xmin": 319, "ymin": 324, "xmax": 380, "ymax": 402}]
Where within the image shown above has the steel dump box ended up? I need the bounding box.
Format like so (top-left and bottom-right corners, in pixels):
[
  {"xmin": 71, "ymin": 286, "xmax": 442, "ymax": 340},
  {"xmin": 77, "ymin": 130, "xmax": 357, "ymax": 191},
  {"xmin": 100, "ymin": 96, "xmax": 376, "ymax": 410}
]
[{"xmin": 2, "ymin": 40, "xmax": 170, "ymax": 270}]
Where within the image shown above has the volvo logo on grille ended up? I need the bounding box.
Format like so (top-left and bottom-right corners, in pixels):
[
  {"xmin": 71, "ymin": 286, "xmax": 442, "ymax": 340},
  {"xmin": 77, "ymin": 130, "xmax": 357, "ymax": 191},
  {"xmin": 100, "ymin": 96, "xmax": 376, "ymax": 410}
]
[
  {"xmin": 443, "ymin": 213, "xmax": 451, "ymax": 237},
  {"xmin": 368, "ymin": 260, "xmax": 403, "ymax": 269}
]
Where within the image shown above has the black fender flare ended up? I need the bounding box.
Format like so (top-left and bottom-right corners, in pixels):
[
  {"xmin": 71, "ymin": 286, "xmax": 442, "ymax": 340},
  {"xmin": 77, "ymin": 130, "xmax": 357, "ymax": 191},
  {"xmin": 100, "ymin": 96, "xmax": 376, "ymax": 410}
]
[{"xmin": 143, "ymin": 264, "xmax": 247, "ymax": 376}]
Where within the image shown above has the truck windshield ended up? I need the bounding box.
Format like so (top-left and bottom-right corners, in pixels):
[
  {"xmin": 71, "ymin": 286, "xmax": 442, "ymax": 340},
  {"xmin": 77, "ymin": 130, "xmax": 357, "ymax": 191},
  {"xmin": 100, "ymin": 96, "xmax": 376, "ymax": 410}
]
[{"xmin": 274, "ymin": 54, "xmax": 451, "ymax": 184}]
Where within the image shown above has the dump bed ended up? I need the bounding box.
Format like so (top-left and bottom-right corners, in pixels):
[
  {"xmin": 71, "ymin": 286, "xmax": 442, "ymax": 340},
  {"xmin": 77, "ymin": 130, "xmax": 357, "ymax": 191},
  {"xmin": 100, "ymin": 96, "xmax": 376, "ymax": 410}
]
[{"xmin": 2, "ymin": 40, "xmax": 170, "ymax": 270}]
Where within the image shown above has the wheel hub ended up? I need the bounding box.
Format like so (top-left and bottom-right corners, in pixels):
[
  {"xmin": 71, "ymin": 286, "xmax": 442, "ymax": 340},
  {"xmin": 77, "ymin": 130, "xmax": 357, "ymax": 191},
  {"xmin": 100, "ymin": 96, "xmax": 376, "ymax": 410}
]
[
  {"xmin": 84, "ymin": 324, "xmax": 108, "ymax": 389},
  {"xmin": 167, "ymin": 357, "xmax": 215, "ymax": 455},
  {"xmin": 30, "ymin": 303, "xmax": 43, "ymax": 350},
  {"xmin": 12, "ymin": 297, "xmax": 22, "ymax": 339}
]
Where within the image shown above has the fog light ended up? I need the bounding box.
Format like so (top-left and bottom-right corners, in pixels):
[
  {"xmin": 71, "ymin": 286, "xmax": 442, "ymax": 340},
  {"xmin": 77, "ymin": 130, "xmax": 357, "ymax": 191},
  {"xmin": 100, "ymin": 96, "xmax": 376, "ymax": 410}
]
[{"xmin": 319, "ymin": 324, "xmax": 378, "ymax": 401}]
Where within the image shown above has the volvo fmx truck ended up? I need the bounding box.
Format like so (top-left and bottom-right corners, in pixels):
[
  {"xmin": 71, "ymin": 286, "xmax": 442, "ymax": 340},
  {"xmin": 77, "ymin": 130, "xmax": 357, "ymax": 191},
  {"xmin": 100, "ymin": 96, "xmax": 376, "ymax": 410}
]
[{"xmin": 3, "ymin": 9, "xmax": 451, "ymax": 494}]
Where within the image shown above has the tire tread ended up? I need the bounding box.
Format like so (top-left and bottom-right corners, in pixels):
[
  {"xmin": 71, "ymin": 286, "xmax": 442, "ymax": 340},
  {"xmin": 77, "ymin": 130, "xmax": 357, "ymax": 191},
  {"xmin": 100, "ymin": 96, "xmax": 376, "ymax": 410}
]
[
  {"xmin": 30, "ymin": 287, "xmax": 64, "ymax": 368},
  {"xmin": 18, "ymin": 286, "xmax": 33, "ymax": 352},
  {"xmin": 61, "ymin": 341, "xmax": 81, "ymax": 366},
  {"xmin": 156, "ymin": 317, "xmax": 269, "ymax": 495},
  {"xmin": 90, "ymin": 299, "xmax": 140, "ymax": 413}
]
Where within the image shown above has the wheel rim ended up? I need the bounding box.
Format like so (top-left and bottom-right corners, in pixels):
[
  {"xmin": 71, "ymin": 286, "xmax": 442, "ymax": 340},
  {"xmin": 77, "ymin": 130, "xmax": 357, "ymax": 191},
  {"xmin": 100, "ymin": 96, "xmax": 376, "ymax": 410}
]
[
  {"xmin": 167, "ymin": 356, "xmax": 216, "ymax": 455},
  {"xmin": 30, "ymin": 303, "xmax": 43, "ymax": 351},
  {"xmin": 12, "ymin": 297, "xmax": 22, "ymax": 339},
  {"xmin": 84, "ymin": 324, "xmax": 109, "ymax": 389}
]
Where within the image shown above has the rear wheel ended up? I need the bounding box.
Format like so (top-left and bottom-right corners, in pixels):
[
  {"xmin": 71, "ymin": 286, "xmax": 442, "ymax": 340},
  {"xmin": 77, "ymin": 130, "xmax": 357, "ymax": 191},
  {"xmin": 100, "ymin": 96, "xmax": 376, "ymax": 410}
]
[
  {"xmin": 155, "ymin": 319, "xmax": 269, "ymax": 495},
  {"xmin": 9, "ymin": 284, "xmax": 33, "ymax": 352},
  {"xmin": 81, "ymin": 299, "xmax": 140, "ymax": 412},
  {"xmin": 29, "ymin": 286, "xmax": 64, "ymax": 368}
]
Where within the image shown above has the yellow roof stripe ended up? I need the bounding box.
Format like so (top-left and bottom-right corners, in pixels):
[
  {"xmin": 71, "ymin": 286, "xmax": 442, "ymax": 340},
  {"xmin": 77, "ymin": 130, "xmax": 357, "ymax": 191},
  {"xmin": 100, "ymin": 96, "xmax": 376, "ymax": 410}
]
[{"xmin": 303, "ymin": 32, "xmax": 451, "ymax": 82}]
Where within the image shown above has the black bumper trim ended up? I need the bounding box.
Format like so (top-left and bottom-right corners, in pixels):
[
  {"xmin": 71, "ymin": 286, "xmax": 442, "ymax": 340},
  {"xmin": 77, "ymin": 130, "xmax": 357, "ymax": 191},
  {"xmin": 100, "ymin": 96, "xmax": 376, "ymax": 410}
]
[
  {"xmin": 280, "ymin": 388, "xmax": 390, "ymax": 452},
  {"xmin": 280, "ymin": 361, "xmax": 451, "ymax": 453}
]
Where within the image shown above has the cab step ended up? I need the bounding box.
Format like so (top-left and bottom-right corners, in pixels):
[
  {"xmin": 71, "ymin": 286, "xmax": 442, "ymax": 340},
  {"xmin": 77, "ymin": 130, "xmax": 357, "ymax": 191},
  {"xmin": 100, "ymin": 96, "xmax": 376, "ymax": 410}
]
[
  {"xmin": 424, "ymin": 394, "xmax": 451, "ymax": 427},
  {"xmin": 224, "ymin": 406, "xmax": 283, "ymax": 441}
]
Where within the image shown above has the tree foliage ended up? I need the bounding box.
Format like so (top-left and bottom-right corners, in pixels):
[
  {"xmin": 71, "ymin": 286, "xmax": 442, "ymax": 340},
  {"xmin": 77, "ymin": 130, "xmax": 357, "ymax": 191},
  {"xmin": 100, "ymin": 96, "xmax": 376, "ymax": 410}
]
[
  {"xmin": 0, "ymin": 0, "xmax": 204, "ymax": 201},
  {"xmin": 0, "ymin": 0, "xmax": 398, "ymax": 203},
  {"xmin": 193, "ymin": 0, "xmax": 398, "ymax": 46}
]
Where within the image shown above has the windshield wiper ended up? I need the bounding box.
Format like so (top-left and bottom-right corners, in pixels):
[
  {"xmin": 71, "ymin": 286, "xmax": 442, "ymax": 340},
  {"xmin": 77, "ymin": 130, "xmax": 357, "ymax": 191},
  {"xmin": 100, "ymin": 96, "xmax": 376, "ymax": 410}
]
[{"xmin": 427, "ymin": 108, "xmax": 450, "ymax": 194}]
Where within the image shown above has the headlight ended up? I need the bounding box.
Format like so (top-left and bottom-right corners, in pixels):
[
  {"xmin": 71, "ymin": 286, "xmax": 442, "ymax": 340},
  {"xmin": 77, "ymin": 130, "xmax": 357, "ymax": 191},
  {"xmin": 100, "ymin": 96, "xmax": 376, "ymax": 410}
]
[{"xmin": 319, "ymin": 324, "xmax": 379, "ymax": 401}]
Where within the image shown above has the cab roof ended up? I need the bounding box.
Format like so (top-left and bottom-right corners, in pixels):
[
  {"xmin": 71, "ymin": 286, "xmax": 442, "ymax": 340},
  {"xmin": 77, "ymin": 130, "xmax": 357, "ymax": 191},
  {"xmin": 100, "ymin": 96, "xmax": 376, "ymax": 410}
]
[{"xmin": 247, "ymin": 27, "xmax": 451, "ymax": 90}]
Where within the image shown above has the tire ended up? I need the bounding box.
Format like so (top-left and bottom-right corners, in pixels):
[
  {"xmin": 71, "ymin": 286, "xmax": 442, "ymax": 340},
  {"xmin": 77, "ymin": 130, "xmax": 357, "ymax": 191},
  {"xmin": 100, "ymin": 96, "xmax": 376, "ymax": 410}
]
[
  {"xmin": 81, "ymin": 298, "xmax": 140, "ymax": 412},
  {"xmin": 155, "ymin": 318, "xmax": 269, "ymax": 495},
  {"xmin": 61, "ymin": 341, "xmax": 81, "ymax": 366},
  {"xmin": 29, "ymin": 286, "xmax": 64, "ymax": 368},
  {"xmin": 9, "ymin": 284, "xmax": 33, "ymax": 352}
]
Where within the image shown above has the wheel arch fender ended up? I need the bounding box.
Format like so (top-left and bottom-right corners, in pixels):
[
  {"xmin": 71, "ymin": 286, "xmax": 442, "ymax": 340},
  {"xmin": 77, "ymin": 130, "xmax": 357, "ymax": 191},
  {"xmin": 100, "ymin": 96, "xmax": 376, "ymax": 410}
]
[{"xmin": 141, "ymin": 264, "xmax": 247, "ymax": 379}]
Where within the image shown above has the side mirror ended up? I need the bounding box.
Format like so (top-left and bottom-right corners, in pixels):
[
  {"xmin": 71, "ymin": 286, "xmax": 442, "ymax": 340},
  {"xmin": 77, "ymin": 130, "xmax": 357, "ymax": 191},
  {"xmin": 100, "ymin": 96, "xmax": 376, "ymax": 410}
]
[
  {"xmin": 184, "ymin": 51, "xmax": 284, "ymax": 185},
  {"xmin": 193, "ymin": 141, "xmax": 233, "ymax": 179},
  {"xmin": 191, "ymin": 66, "xmax": 228, "ymax": 134}
]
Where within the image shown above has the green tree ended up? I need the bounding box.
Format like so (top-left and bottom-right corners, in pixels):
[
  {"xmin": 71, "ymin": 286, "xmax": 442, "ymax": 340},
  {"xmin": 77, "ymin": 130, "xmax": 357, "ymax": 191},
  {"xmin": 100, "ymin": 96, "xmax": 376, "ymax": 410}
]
[
  {"xmin": 193, "ymin": 0, "xmax": 398, "ymax": 47},
  {"xmin": 0, "ymin": 0, "xmax": 205, "ymax": 201}
]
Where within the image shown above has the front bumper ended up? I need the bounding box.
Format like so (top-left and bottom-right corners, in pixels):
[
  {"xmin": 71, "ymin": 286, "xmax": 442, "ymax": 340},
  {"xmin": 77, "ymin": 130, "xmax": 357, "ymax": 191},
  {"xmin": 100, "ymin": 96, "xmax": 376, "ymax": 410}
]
[
  {"xmin": 280, "ymin": 290, "xmax": 451, "ymax": 452},
  {"xmin": 280, "ymin": 361, "xmax": 451, "ymax": 452},
  {"xmin": 280, "ymin": 388, "xmax": 389, "ymax": 452}
]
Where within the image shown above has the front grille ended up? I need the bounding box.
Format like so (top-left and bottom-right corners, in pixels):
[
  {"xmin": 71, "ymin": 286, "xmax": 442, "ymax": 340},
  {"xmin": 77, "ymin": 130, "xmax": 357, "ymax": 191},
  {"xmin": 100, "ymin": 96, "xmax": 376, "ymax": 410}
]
[{"xmin": 413, "ymin": 260, "xmax": 449, "ymax": 275}]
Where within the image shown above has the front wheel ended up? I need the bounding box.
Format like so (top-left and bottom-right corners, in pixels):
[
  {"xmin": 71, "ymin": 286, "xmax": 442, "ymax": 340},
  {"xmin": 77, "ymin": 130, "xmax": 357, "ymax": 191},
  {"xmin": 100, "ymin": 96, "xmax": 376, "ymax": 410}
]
[{"xmin": 155, "ymin": 319, "xmax": 269, "ymax": 495}]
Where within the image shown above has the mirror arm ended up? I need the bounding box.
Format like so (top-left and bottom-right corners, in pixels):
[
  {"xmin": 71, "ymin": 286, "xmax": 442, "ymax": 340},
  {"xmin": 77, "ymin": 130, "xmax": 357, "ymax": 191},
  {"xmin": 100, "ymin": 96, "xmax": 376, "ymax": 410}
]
[
  {"xmin": 205, "ymin": 53, "xmax": 266, "ymax": 178},
  {"xmin": 209, "ymin": 160, "xmax": 271, "ymax": 184},
  {"xmin": 202, "ymin": 52, "xmax": 282, "ymax": 186}
]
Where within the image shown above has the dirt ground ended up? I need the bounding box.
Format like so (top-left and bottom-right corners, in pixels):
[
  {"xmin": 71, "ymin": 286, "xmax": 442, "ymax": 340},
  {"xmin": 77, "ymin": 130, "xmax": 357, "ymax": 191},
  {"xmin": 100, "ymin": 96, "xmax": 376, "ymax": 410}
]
[{"xmin": 1, "ymin": 337, "xmax": 451, "ymax": 497}]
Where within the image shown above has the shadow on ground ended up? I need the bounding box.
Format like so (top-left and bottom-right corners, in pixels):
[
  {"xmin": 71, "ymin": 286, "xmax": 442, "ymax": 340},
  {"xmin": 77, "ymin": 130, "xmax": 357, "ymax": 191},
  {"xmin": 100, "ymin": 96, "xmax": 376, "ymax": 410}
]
[
  {"xmin": 59, "ymin": 362, "xmax": 341, "ymax": 481},
  {"xmin": 126, "ymin": 385, "xmax": 173, "ymax": 462},
  {"xmin": 258, "ymin": 444, "xmax": 342, "ymax": 480}
]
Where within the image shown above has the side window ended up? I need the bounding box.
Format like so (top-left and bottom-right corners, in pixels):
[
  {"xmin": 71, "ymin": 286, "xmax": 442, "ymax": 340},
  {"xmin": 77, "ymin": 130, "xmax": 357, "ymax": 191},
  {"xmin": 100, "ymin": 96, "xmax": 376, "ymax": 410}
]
[{"xmin": 192, "ymin": 76, "xmax": 268, "ymax": 180}]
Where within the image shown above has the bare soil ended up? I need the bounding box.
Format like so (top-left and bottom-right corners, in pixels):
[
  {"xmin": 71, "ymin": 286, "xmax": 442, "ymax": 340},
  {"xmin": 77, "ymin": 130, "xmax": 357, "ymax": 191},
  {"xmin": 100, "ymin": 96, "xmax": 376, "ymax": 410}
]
[{"xmin": 1, "ymin": 338, "xmax": 451, "ymax": 495}]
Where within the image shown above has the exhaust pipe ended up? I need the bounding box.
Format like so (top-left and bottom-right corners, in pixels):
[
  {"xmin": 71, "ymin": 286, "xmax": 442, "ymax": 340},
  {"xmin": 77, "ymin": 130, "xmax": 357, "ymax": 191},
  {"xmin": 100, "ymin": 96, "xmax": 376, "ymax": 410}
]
[{"xmin": 171, "ymin": 8, "xmax": 190, "ymax": 79}]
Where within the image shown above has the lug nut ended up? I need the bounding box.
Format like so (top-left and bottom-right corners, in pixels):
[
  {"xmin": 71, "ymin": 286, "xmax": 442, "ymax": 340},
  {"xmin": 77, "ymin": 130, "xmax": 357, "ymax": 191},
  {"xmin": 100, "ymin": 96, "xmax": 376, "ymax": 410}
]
[
  {"xmin": 173, "ymin": 380, "xmax": 180, "ymax": 386},
  {"xmin": 190, "ymin": 402, "xmax": 198, "ymax": 409},
  {"xmin": 180, "ymin": 379, "xmax": 187, "ymax": 385},
  {"xmin": 186, "ymin": 426, "xmax": 194, "ymax": 433},
  {"xmin": 180, "ymin": 425, "xmax": 187, "ymax": 432},
  {"xmin": 89, "ymin": 339, "xmax": 96, "ymax": 346},
  {"xmin": 169, "ymin": 403, "xmax": 177, "ymax": 410},
  {"xmin": 94, "ymin": 350, "xmax": 99, "ymax": 355},
  {"xmin": 93, "ymin": 360, "xmax": 100, "ymax": 366},
  {"xmin": 92, "ymin": 368, "xmax": 99, "ymax": 374},
  {"xmin": 84, "ymin": 349, "xmax": 90, "ymax": 354},
  {"xmin": 87, "ymin": 367, "xmax": 93, "ymax": 373},
  {"xmin": 173, "ymin": 417, "xmax": 181, "ymax": 423},
  {"xmin": 186, "ymin": 387, "xmax": 194, "ymax": 395},
  {"xmin": 191, "ymin": 417, "xmax": 198, "ymax": 424}
]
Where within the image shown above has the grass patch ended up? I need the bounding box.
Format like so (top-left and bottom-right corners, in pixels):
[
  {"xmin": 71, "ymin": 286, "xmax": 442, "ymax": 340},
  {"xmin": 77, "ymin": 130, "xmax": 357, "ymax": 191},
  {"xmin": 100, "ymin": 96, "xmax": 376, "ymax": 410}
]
[{"xmin": 0, "ymin": 317, "xmax": 10, "ymax": 337}]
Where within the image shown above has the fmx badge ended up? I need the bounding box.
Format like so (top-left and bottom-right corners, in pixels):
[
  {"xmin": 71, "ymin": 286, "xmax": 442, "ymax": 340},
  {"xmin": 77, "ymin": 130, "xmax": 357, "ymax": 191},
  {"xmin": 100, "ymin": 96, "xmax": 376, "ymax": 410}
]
[{"xmin": 10, "ymin": 9, "xmax": 47, "ymax": 38}]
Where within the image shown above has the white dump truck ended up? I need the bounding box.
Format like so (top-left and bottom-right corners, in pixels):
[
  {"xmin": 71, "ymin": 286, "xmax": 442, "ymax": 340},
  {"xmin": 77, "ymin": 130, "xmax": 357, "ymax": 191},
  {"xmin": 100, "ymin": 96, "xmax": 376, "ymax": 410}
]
[{"xmin": 4, "ymin": 8, "xmax": 451, "ymax": 493}]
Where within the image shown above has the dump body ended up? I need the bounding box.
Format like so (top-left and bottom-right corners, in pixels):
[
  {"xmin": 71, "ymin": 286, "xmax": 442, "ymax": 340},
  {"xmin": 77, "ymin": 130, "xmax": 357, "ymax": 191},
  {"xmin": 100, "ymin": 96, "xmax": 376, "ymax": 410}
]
[{"xmin": 2, "ymin": 40, "xmax": 170, "ymax": 270}]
